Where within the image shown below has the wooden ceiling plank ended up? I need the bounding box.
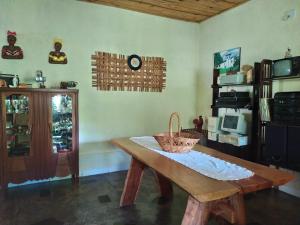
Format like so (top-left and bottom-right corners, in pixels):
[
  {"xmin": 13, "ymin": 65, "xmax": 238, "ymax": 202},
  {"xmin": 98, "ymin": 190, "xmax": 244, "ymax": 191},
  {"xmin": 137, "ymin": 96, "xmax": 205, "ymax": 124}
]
[
  {"xmin": 204, "ymin": 0, "xmax": 249, "ymax": 19},
  {"xmin": 168, "ymin": 0, "xmax": 237, "ymax": 11},
  {"xmin": 130, "ymin": 0, "xmax": 219, "ymax": 16},
  {"xmin": 82, "ymin": 0, "xmax": 206, "ymax": 22},
  {"xmin": 165, "ymin": 0, "xmax": 249, "ymax": 20}
]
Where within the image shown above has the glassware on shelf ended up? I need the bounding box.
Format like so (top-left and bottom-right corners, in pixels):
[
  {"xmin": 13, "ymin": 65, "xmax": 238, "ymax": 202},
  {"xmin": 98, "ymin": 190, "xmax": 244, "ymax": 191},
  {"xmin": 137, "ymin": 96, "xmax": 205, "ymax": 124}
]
[
  {"xmin": 51, "ymin": 95, "xmax": 73, "ymax": 153},
  {"xmin": 5, "ymin": 100, "xmax": 13, "ymax": 113},
  {"xmin": 5, "ymin": 95, "xmax": 29, "ymax": 114},
  {"xmin": 12, "ymin": 99, "xmax": 20, "ymax": 113},
  {"xmin": 5, "ymin": 94, "xmax": 31, "ymax": 157},
  {"xmin": 6, "ymin": 121, "xmax": 13, "ymax": 129},
  {"xmin": 19, "ymin": 95, "xmax": 29, "ymax": 113}
]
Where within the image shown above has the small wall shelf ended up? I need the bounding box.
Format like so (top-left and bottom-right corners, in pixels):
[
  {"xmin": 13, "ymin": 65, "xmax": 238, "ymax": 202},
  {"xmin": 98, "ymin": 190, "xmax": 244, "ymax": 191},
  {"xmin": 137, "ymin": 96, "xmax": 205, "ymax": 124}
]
[
  {"xmin": 211, "ymin": 83, "xmax": 255, "ymax": 88},
  {"xmin": 211, "ymin": 105, "xmax": 253, "ymax": 110},
  {"xmin": 263, "ymin": 75, "xmax": 300, "ymax": 81}
]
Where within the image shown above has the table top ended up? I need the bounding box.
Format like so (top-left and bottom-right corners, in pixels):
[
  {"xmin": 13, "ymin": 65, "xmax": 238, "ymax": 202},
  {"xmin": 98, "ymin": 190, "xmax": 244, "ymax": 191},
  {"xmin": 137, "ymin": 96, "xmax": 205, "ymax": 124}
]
[{"xmin": 112, "ymin": 138, "xmax": 294, "ymax": 202}]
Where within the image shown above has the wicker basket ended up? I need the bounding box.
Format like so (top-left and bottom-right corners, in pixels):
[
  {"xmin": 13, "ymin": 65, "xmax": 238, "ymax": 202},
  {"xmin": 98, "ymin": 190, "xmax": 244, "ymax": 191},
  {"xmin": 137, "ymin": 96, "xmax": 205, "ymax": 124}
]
[{"xmin": 154, "ymin": 112, "xmax": 201, "ymax": 153}]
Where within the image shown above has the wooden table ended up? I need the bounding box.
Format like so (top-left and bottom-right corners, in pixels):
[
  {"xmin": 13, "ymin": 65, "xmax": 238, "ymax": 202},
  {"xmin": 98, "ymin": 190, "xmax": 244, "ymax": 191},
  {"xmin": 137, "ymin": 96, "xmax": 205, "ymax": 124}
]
[{"xmin": 112, "ymin": 138, "xmax": 294, "ymax": 225}]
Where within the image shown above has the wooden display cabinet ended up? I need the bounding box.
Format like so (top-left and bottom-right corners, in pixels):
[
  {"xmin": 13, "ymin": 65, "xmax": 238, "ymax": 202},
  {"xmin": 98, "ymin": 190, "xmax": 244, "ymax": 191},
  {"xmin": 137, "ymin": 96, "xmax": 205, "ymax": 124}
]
[{"xmin": 0, "ymin": 88, "xmax": 79, "ymax": 191}]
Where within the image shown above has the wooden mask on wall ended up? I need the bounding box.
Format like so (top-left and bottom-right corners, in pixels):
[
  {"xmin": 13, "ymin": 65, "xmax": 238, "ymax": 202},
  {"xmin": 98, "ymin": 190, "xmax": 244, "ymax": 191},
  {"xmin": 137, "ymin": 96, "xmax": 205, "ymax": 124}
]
[
  {"xmin": 49, "ymin": 38, "xmax": 68, "ymax": 64},
  {"xmin": 1, "ymin": 31, "xmax": 24, "ymax": 59}
]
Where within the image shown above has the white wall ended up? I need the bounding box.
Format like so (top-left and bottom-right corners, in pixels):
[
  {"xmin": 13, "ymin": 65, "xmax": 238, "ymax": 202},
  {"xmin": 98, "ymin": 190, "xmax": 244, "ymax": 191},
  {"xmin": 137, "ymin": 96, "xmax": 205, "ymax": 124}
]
[
  {"xmin": 0, "ymin": 0, "xmax": 200, "ymax": 177},
  {"xmin": 197, "ymin": 0, "xmax": 300, "ymax": 117},
  {"xmin": 2, "ymin": 0, "xmax": 300, "ymax": 196}
]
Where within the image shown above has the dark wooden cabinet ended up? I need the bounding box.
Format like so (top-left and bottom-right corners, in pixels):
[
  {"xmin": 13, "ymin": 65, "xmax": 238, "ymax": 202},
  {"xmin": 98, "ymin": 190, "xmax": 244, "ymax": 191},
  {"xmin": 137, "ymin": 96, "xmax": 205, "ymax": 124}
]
[
  {"xmin": 265, "ymin": 123, "xmax": 287, "ymax": 166},
  {"xmin": 0, "ymin": 88, "xmax": 79, "ymax": 190},
  {"xmin": 265, "ymin": 123, "xmax": 300, "ymax": 171},
  {"xmin": 286, "ymin": 126, "xmax": 300, "ymax": 170},
  {"xmin": 256, "ymin": 59, "xmax": 300, "ymax": 164}
]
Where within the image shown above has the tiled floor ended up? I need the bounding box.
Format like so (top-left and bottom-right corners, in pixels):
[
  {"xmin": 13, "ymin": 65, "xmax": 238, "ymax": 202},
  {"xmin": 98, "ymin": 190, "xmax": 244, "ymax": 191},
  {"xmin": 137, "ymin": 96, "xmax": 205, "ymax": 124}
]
[
  {"xmin": 279, "ymin": 169, "xmax": 300, "ymax": 198},
  {"xmin": 1, "ymin": 169, "xmax": 300, "ymax": 225}
]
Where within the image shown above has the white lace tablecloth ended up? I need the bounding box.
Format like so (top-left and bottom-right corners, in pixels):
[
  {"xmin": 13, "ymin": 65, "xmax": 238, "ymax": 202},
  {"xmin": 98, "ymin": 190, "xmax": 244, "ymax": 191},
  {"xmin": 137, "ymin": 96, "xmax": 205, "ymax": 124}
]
[{"xmin": 130, "ymin": 136, "xmax": 254, "ymax": 181}]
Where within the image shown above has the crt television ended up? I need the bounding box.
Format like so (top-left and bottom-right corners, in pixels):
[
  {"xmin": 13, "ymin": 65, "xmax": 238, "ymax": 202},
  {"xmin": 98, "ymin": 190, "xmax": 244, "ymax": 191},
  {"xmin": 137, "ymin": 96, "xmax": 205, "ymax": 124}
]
[
  {"xmin": 221, "ymin": 113, "xmax": 247, "ymax": 135},
  {"xmin": 272, "ymin": 56, "xmax": 300, "ymax": 78}
]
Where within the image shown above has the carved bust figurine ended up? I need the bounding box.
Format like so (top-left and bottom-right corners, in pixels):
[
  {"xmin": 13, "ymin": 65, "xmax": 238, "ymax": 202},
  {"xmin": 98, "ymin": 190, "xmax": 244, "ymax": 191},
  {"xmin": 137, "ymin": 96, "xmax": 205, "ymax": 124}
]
[
  {"xmin": 1, "ymin": 31, "xmax": 24, "ymax": 59},
  {"xmin": 48, "ymin": 39, "xmax": 67, "ymax": 64}
]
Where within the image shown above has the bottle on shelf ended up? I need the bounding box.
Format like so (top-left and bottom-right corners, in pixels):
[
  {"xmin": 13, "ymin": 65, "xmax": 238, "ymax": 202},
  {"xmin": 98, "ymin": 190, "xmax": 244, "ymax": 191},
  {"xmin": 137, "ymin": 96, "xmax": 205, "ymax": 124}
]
[{"xmin": 12, "ymin": 75, "xmax": 19, "ymax": 87}]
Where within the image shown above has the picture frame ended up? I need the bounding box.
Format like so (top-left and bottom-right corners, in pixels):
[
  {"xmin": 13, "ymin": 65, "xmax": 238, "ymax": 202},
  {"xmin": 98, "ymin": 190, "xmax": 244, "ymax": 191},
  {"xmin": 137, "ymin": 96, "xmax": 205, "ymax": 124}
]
[{"xmin": 214, "ymin": 47, "xmax": 241, "ymax": 74}]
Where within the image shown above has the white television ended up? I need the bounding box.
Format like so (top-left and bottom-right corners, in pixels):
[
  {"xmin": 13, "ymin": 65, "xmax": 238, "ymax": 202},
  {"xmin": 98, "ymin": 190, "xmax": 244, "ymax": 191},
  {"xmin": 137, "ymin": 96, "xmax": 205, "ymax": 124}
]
[{"xmin": 221, "ymin": 113, "xmax": 247, "ymax": 135}]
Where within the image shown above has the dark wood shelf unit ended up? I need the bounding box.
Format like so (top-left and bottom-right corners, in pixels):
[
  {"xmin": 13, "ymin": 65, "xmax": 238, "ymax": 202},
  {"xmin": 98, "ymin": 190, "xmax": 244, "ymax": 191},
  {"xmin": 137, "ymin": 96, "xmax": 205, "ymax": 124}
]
[
  {"xmin": 210, "ymin": 68, "xmax": 260, "ymax": 161},
  {"xmin": 256, "ymin": 59, "xmax": 300, "ymax": 166},
  {"xmin": 211, "ymin": 59, "xmax": 300, "ymax": 164}
]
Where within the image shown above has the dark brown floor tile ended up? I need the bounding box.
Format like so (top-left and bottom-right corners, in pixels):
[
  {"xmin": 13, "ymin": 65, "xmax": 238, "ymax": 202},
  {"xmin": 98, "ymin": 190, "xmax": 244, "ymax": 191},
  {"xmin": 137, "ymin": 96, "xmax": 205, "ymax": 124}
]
[
  {"xmin": 30, "ymin": 218, "xmax": 64, "ymax": 225},
  {"xmin": 39, "ymin": 189, "xmax": 51, "ymax": 197},
  {"xmin": 98, "ymin": 195, "xmax": 111, "ymax": 203}
]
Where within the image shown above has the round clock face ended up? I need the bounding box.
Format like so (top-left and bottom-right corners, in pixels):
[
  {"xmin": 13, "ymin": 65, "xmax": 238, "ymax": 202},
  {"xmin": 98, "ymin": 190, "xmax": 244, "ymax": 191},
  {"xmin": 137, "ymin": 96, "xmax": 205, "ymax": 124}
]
[{"xmin": 128, "ymin": 54, "xmax": 142, "ymax": 70}]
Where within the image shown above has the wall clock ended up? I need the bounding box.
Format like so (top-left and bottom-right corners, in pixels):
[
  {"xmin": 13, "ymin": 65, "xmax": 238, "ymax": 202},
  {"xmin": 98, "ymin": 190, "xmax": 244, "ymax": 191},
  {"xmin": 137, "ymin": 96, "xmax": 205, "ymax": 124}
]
[{"xmin": 127, "ymin": 54, "xmax": 142, "ymax": 70}]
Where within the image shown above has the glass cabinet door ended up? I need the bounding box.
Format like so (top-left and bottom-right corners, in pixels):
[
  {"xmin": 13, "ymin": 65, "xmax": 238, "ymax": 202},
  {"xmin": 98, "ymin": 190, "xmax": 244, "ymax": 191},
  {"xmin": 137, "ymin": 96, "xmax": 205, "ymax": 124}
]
[
  {"xmin": 51, "ymin": 94, "xmax": 73, "ymax": 153},
  {"xmin": 5, "ymin": 94, "xmax": 31, "ymax": 157}
]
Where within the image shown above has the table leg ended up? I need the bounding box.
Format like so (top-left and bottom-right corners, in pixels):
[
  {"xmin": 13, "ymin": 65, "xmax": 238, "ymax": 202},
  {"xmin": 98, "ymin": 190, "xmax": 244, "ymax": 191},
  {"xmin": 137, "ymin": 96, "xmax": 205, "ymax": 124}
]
[
  {"xmin": 154, "ymin": 171, "xmax": 173, "ymax": 199},
  {"xmin": 230, "ymin": 193, "xmax": 246, "ymax": 225},
  {"xmin": 120, "ymin": 157, "xmax": 145, "ymax": 207},
  {"xmin": 181, "ymin": 195, "xmax": 210, "ymax": 225}
]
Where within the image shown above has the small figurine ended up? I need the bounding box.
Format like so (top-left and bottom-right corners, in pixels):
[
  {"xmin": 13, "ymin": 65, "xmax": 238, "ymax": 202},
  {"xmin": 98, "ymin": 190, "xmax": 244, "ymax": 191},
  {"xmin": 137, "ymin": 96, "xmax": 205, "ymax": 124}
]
[
  {"xmin": 12, "ymin": 75, "xmax": 19, "ymax": 87},
  {"xmin": 35, "ymin": 70, "xmax": 46, "ymax": 88},
  {"xmin": 241, "ymin": 64, "xmax": 254, "ymax": 84},
  {"xmin": 285, "ymin": 48, "xmax": 292, "ymax": 58},
  {"xmin": 1, "ymin": 31, "xmax": 24, "ymax": 59},
  {"xmin": 48, "ymin": 38, "xmax": 68, "ymax": 64},
  {"xmin": 193, "ymin": 116, "xmax": 203, "ymax": 133}
]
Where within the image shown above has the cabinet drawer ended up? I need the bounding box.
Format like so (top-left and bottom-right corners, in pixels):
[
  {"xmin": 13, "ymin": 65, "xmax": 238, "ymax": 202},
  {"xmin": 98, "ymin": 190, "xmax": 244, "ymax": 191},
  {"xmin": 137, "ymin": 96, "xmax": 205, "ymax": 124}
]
[
  {"xmin": 287, "ymin": 126, "xmax": 300, "ymax": 170},
  {"xmin": 265, "ymin": 124, "xmax": 287, "ymax": 166}
]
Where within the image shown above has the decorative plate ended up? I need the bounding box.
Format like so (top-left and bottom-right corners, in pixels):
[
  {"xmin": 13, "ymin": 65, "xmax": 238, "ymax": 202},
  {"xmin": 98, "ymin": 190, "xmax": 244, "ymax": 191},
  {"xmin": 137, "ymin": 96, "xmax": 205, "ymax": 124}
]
[{"xmin": 127, "ymin": 54, "xmax": 142, "ymax": 70}]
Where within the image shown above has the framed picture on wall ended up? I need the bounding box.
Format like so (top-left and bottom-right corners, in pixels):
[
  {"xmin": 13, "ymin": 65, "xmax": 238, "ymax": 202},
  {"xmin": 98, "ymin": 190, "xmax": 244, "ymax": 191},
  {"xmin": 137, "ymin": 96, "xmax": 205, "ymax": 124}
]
[{"xmin": 214, "ymin": 47, "xmax": 241, "ymax": 74}]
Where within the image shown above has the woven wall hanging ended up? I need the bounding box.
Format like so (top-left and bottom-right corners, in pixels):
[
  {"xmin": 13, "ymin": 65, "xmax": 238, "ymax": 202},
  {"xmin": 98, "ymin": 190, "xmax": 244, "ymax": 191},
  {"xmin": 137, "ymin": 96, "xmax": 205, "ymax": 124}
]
[{"xmin": 91, "ymin": 51, "xmax": 166, "ymax": 92}]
